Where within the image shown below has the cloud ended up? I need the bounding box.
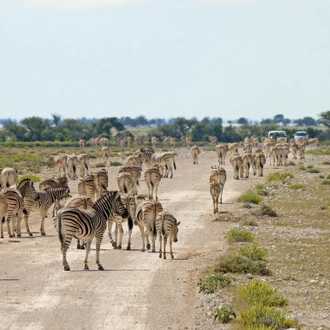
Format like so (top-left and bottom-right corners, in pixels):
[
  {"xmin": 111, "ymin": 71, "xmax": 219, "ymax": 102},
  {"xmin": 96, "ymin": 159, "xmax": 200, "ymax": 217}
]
[{"xmin": 15, "ymin": 0, "xmax": 152, "ymax": 10}]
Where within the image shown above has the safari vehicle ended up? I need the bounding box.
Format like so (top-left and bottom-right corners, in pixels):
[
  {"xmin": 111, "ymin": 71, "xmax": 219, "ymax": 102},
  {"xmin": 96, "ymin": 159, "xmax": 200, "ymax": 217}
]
[
  {"xmin": 267, "ymin": 130, "xmax": 287, "ymax": 142},
  {"xmin": 294, "ymin": 131, "xmax": 308, "ymax": 143}
]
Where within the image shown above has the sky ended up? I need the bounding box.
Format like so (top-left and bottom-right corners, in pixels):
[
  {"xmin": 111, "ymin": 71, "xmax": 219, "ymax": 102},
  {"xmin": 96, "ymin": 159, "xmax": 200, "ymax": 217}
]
[{"xmin": 0, "ymin": 0, "xmax": 329, "ymax": 123}]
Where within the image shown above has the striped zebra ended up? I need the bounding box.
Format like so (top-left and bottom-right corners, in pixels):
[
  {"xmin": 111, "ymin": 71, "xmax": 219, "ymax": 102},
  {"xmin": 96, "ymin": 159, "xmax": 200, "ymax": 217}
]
[
  {"xmin": 144, "ymin": 166, "xmax": 162, "ymax": 200},
  {"xmin": 77, "ymin": 153, "xmax": 89, "ymax": 177},
  {"xmin": 118, "ymin": 165, "xmax": 142, "ymax": 187},
  {"xmin": 0, "ymin": 192, "xmax": 8, "ymax": 238},
  {"xmin": 208, "ymin": 135, "xmax": 218, "ymax": 145},
  {"xmin": 91, "ymin": 168, "xmax": 109, "ymax": 200},
  {"xmin": 116, "ymin": 172, "xmax": 137, "ymax": 196},
  {"xmin": 240, "ymin": 151, "xmax": 254, "ymax": 178},
  {"xmin": 100, "ymin": 147, "xmax": 111, "ymax": 167},
  {"xmin": 1, "ymin": 178, "xmax": 40, "ymax": 238},
  {"xmin": 78, "ymin": 175, "xmax": 97, "ymax": 202},
  {"xmin": 253, "ymin": 150, "xmax": 266, "ymax": 177},
  {"xmin": 191, "ymin": 145, "xmax": 201, "ymax": 164},
  {"xmin": 62, "ymin": 195, "xmax": 94, "ymax": 249},
  {"xmin": 229, "ymin": 153, "xmax": 243, "ymax": 180},
  {"xmin": 56, "ymin": 190, "xmax": 128, "ymax": 271},
  {"xmin": 210, "ymin": 182, "xmax": 221, "ymax": 214},
  {"xmin": 151, "ymin": 136, "xmax": 158, "ymax": 147},
  {"xmin": 136, "ymin": 147, "xmax": 177, "ymax": 178},
  {"xmin": 0, "ymin": 167, "xmax": 18, "ymax": 189},
  {"xmin": 108, "ymin": 193, "xmax": 136, "ymax": 250},
  {"xmin": 185, "ymin": 137, "xmax": 192, "ymax": 148},
  {"xmin": 67, "ymin": 154, "xmax": 78, "ymax": 180},
  {"xmin": 23, "ymin": 186, "xmax": 71, "ymax": 236},
  {"xmin": 210, "ymin": 166, "xmax": 226, "ymax": 206},
  {"xmin": 48, "ymin": 154, "xmax": 68, "ymax": 178},
  {"xmin": 135, "ymin": 199, "xmax": 163, "ymax": 252},
  {"xmin": 79, "ymin": 139, "xmax": 86, "ymax": 150},
  {"xmin": 215, "ymin": 144, "xmax": 228, "ymax": 165},
  {"xmin": 156, "ymin": 211, "xmax": 180, "ymax": 259}
]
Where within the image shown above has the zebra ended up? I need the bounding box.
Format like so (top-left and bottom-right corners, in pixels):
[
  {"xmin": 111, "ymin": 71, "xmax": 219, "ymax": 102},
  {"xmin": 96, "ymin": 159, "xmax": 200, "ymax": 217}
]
[
  {"xmin": 0, "ymin": 192, "xmax": 8, "ymax": 238},
  {"xmin": 156, "ymin": 211, "xmax": 180, "ymax": 259},
  {"xmin": 62, "ymin": 195, "xmax": 94, "ymax": 249},
  {"xmin": 116, "ymin": 172, "xmax": 137, "ymax": 196},
  {"xmin": 185, "ymin": 137, "xmax": 192, "ymax": 148},
  {"xmin": 240, "ymin": 151, "xmax": 254, "ymax": 178},
  {"xmin": 78, "ymin": 175, "xmax": 97, "ymax": 202},
  {"xmin": 23, "ymin": 186, "xmax": 71, "ymax": 236},
  {"xmin": 0, "ymin": 167, "xmax": 18, "ymax": 189},
  {"xmin": 1, "ymin": 178, "xmax": 40, "ymax": 238},
  {"xmin": 100, "ymin": 147, "xmax": 111, "ymax": 167},
  {"xmin": 67, "ymin": 154, "xmax": 78, "ymax": 180},
  {"xmin": 100, "ymin": 137, "xmax": 109, "ymax": 147},
  {"xmin": 151, "ymin": 136, "xmax": 158, "ymax": 147},
  {"xmin": 108, "ymin": 193, "xmax": 136, "ymax": 250},
  {"xmin": 56, "ymin": 190, "xmax": 128, "ymax": 271},
  {"xmin": 191, "ymin": 145, "xmax": 201, "ymax": 164},
  {"xmin": 79, "ymin": 139, "xmax": 86, "ymax": 150},
  {"xmin": 77, "ymin": 153, "xmax": 89, "ymax": 177},
  {"xmin": 208, "ymin": 136, "xmax": 218, "ymax": 145},
  {"xmin": 48, "ymin": 154, "xmax": 68, "ymax": 178},
  {"xmin": 118, "ymin": 165, "xmax": 142, "ymax": 187},
  {"xmin": 210, "ymin": 182, "xmax": 221, "ymax": 214},
  {"xmin": 135, "ymin": 199, "xmax": 163, "ymax": 252},
  {"xmin": 229, "ymin": 153, "xmax": 242, "ymax": 180},
  {"xmin": 253, "ymin": 150, "xmax": 266, "ymax": 177},
  {"xmin": 135, "ymin": 147, "xmax": 177, "ymax": 178},
  {"xmin": 144, "ymin": 166, "xmax": 162, "ymax": 200},
  {"xmin": 215, "ymin": 144, "xmax": 228, "ymax": 165},
  {"xmin": 210, "ymin": 166, "xmax": 226, "ymax": 205},
  {"xmin": 91, "ymin": 168, "xmax": 109, "ymax": 200}
]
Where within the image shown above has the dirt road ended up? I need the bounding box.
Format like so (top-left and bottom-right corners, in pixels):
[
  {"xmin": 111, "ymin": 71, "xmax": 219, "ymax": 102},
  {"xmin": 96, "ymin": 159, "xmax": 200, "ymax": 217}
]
[{"xmin": 0, "ymin": 149, "xmax": 273, "ymax": 330}]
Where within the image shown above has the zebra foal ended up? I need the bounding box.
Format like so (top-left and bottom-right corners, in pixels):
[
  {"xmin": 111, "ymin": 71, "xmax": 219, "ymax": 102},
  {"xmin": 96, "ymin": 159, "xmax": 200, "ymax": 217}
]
[
  {"xmin": 156, "ymin": 211, "xmax": 180, "ymax": 259},
  {"xmin": 56, "ymin": 190, "xmax": 128, "ymax": 271}
]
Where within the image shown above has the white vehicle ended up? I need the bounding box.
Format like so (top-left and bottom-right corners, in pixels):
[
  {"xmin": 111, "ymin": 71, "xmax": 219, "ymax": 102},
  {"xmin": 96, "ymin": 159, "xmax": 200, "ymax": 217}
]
[
  {"xmin": 267, "ymin": 130, "xmax": 287, "ymax": 142},
  {"xmin": 294, "ymin": 131, "xmax": 308, "ymax": 143}
]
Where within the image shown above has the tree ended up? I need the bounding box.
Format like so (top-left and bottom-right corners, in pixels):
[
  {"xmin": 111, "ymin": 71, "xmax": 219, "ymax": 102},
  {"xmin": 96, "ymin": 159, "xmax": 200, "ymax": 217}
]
[
  {"xmin": 318, "ymin": 111, "xmax": 330, "ymax": 128},
  {"xmin": 273, "ymin": 114, "xmax": 285, "ymax": 124},
  {"xmin": 237, "ymin": 117, "xmax": 248, "ymax": 125},
  {"xmin": 3, "ymin": 121, "xmax": 29, "ymax": 141},
  {"xmin": 302, "ymin": 116, "xmax": 317, "ymax": 126},
  {"xmin": 51, "ymin": 113, "xmax": 62, "ymax": 126},
  {"xmin": 174, "ymin": 117, "xmax": 197, "ymax": 137},
  {"xmin": 21, "ymin": 116, "xmax": 51, "ymax": 141}
]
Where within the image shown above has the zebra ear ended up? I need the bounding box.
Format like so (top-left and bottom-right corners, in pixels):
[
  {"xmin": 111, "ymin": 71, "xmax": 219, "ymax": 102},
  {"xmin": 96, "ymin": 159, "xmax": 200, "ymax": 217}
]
[{"xmin": 177, "ymin": 222, "xmax": 181, "ymax": 226}]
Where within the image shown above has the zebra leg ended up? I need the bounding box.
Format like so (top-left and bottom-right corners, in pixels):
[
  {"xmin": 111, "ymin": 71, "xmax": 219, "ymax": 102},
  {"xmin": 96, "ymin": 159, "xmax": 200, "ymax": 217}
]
[
  {"xmin": 158, "ymin": 234, "xmax": 163, "ymax": 258},
  {"xmin": 84, "ymin": 238, "xmax": 93, "ymax": 270},
  {"xmin": 108, "ymin": 220, "xmax": 117, "ymax": 248},
  {"xmin": 145, "ymin": 228, "xmax": 151, "ymax": 251},
  {"xmin": 0, "ymin": 216, "xmax": 3, "ymax": 238},
  {"xmin": 118, "ymin": 222, "xmax": 123, "ymax": 249},
  {"xmin": 138, "ymin": 224, "xmax": 146, "ymax": 252},
  {"xmin": 169, "ymin": 237, "xmax": 174, "ymax": 259},
  {"xmin": 126, "ymin": 216, "xmax": 133, "ymax": 250},
  {"xmin": 95, "ymin": 236, "xmax": 104, "ymax": 271},
  {"xmin": 151, "ymin": 233, "xmax": 156, "ymax": 253},
  {"xmin": 40, "ymin": 210, "xmax": 47, "ymax": 236},
  {"xmin": 61, "ymin": 244, "xmax": 70, "ymax": 271},
  {"xmin": 163, "ymin": 236, "xmax": 167, "ymax": 259}
]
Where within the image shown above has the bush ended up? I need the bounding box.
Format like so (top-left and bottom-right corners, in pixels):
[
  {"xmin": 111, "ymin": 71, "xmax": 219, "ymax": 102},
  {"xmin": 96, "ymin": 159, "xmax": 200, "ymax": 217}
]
[
  {"xmin": 226, "ymin": 229, "xmax": 254, "ymax": 244},
  {"xmin": 258, "ymin": 204, "xmax": 278, "ymax": 217},
  {"xmin": 198, "ymin": 273, "xmax": 232, "ymax": 294},
  {"xmin": 239, "ymin": 244, "xmax": 268, "ymax": 261},
  {"xmin": 288, "ymin": 184, "xmax": 304, "ymax": 190},
  {"xmin": 267, "ymin": 172, "xmax": 293, "ymax": 182},
  {"xmin": 213, "ymin": 304, "xmax": 236, "ymax": 323},
  {"xmin": 238, "ymin": 191, "xmax": 262, "ymax": 204}
]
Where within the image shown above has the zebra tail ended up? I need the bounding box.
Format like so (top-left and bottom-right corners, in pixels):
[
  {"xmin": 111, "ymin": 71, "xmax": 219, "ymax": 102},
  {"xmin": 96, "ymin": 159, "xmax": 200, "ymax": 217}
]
[
  {"xmin": 173, "ymin": 158, "xmax": 177, "ymax": 170},
  {"xmin": 57, "ymin": 213, "xmax": 64, "ymax": 244},
  {"xmin": 128, "ymin": 215, "xmax": 133, "ymax": 231}
]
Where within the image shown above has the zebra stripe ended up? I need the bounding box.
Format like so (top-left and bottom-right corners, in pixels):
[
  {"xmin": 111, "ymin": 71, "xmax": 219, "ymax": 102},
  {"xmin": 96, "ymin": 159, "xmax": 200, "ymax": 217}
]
[
  {"xmin": 108, "ymin": 193, "xmax": 136, "ymax": 250},
  {"xmin": 116, "ymin": 172, "xmax": 137, "ymax": 196},
  {"xmin": 191, "ymin": 145, "xmax": 201, "ymax": 164},
  {"xmin": 0, "ymin": 192, "xmax": 9, "ymax": 238},
  {"xmin": 78, "ymin": 175, "xmax": 97, "ymax": 202},
  {"xmin": 91, "ymin": 168, "xmax": 109, "ymax": 200},
  {"xmin": 135, "ymin": 199, "xmax": 163, "ymax": 252},
  {"xmin": 56, "ymin": 190, "xmax": 128, "ymax": 271},
  {"xmin": 1, "ymin": 179, "xmax": 40, "ymax": 238},
  {"xmin": 144, "ymin": 166, "xmax": 162, "ymax": 200},
  {"xmin": 48, "ymin": 154, "xmax": 68, "ymax": 178},
  {"xmin": 23, "ymin": 186, "xmax": 70, "ymax": 236},
  {"xmin": 67, "ymin": 155, "xmax": 78, "ymax": 180},
  {"xmin": 156, "ymin": 211, "xmax": 180, "ymax": 259}
]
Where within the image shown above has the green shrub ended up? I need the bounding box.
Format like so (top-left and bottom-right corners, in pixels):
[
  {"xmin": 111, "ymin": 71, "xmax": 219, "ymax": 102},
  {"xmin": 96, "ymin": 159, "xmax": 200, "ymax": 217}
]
[
  {"xmin": 213, "ymin": 304, "xmax": 236, "ymax": 323},
  {"xmin": 322, "ymin": 180, "xmax": 330, "ymax": 185},
  {"xmin": 288, "ymin": 184, "xmax": 304, "ymax": 190},
  {"xmin": 238, "ymin": 279, "xmax": 288, "ymax": 307},
  {"xmin": 258, "ymin": 204, "xmax": 278, "ymax": 217},
  {"xmin": 226, "ymin": 229, "xmax": 254, "ymax": 244},
  {"xmin": 198, "ymin": 273, "xmax": 232, "ymax": 294},
  {"xmin": 239, "ymin": 244, "xmax": 268, "ymax": 261},
  {"xmin": 267, "ymin": 172, "xmax": 293, "ymax": 182},
  {"xmin": 18, "ymin": 175, "xmax": 40, "ymax": 183},
  {"xmin": 238, "ymin": 191, "xmax": 262, "ymax": 204},
  {"xmin": 110, "ymin": 161, "xmax": 122, "ymax": 166},
  {"xmin": 307, "ymin": 168, "xmax": 320, "ymax": 173}
]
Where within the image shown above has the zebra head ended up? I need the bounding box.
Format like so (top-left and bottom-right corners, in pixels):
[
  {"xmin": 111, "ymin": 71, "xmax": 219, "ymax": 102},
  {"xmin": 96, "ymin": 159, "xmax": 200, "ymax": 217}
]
[
  {"xmin": 17, "ymin": 178, "xmax": 40, "ymax": 201},
  {"xmin": 172, "ymin": 218, "xmax": 181, "ymax": 243}
]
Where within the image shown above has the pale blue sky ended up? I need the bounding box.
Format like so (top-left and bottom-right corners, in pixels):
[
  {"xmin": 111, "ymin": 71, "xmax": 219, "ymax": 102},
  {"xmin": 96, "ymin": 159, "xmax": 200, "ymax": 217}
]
[{"xmin": 0, "ymin": 0, "xmax": 329, "ymax": 122}]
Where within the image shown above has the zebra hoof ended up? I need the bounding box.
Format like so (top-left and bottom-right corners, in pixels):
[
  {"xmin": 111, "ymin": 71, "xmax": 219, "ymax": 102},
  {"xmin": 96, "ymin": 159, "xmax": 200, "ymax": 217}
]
[
  {"xmin": 29, "ymin": 233, "xmax": 33, "ymax": 237},
  {"xmin": 64, "ymin": 265, "xmax": 70, "ymax": 271},
  {"xmin": 111, "ymin": 242, "xmax": 117, "ymax": 248},
  {"xmin": 146, "ymin": 243, "xmax": 151, "ymax": 250},
  {"xmin": 41, "ymin": 232, "xmax": 46, "ymax": 236},
  {"xmin": 84, "ymin": 265, "xmax": 89, "ymax": 270},
  {"xmin": 126, "ymin": 245, "xmax": 131, "ymax": 250},
  {"xmin": 98, "ymin": 265, "xmax": 104, "ymax": 271}
]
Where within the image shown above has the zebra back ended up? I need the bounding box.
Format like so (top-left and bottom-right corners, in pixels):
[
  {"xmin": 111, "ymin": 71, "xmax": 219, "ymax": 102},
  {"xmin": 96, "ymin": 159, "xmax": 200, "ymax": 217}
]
[{"xmin": 156, "ymin": 211, "xmax": 180, "ymax": 241}]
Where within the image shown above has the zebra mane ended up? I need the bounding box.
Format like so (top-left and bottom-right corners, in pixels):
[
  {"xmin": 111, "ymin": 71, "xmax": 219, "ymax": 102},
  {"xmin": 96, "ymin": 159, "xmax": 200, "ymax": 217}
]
[{"xmin": 17, "ymin": 178, "xmax": 33, "ymax": 188}]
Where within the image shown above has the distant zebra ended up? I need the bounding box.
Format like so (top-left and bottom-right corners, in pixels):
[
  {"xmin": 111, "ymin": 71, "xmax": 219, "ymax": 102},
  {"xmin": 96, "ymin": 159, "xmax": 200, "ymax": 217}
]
[
  {"xmin": 56, "ymin": 190, "xmax": 128, "ymax": 271},
  {"xmin": 151, "ymin": 136, "xmax": 158, "ymax": 147},
  {"xmin": 135, "ymin": 199, "xmax": 163, "ymax": 252},
  {"xmin": 78, "ymin": 175, "xmax": 97, "ymax": 202},
  {"xmin": 116, "ymin": 172, "xmax": 137, "ymax": 196},
  {"xmin": 0, "ymin": 192, "xmax": 8, "ymax": 238},
  {"xmin": 185, "ymin": 137, "xmax": 192, "ymax": 148},
  {"xmin": 156, "ymin": 211, "xmax": 180, "ymax": 259},
  {"xmin": 215, "ymin": 144, "xmax": 228, "ymax": 165},
  {"xmin": 210, "ymin": 182, "xmax": 221, "ymax": 214},
  {"xmin": 1, "ymin": 179, "xmax": 40, "ymax": 238},
  {"xmin": 48, "ymin": 154, "xmax": 68, "ymax": 178},
  {"xmin": 100, "ymin": 147, "xmax": 111, "ymax": 167},
  {"xmin": 210, "ymin": 166, "xmax": 226, "ymax": 206},
  {"xmin": 240, "ymin": 151, "xmax": 254, "ymax": 178},
  {"xmin": 79, "ymin": 139, "xmax": 86, "ymax": 150},
  {"xmin": 118, "ymin": 165, "xmax": 142, "ymax": 187},
  {"xmin": 108, "ymin": 193, "xmax": 136, "ymax": 250},
  {"xmin": 77, "ymin": 153, "xmax": 89, "ymax": 177},
  {"xmin": 229, "ymin": 153, "xmax": 243, "ymax": 180},
  {"xmin": 308, "ymin": 138, "xmax": 319, "ymax": 148},
  {"xmin": 91, "ymin": 168, "xmax": 109, "ymax": 200},
  {"xmin": 253, "ymin": 150, "xmax": 266, "ymax": 177},
  {"xmin": 170, "ymin": 137, "xmax": 176, "ymax": 148},
  {"xmin": 67, "ymin": 154, "xmax": 78, "ymax": 180},
  {"xmin": 23, "ymin": 186, "xmax": 71, "ymax": 236},
  {"xmin": 144, "ymin": 166, "xmax": 162, "ymax": 200},
  {"xmin": 191, "ymin": 145, "xmax": 201, "ymax": 164},
  {"xmin": 0, "ymin": 167, "xmax": 18, "ymax": 189},
  {"xmin": 208, "ymin": 136, "xmax": 218, "ymax": 145}
]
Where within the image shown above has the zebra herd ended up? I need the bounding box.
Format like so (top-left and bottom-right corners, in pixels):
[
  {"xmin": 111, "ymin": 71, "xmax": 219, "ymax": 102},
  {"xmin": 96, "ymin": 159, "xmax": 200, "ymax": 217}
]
[{"xmin": 1, "ymin": 134, "xmax": 316, "ymax": 271}]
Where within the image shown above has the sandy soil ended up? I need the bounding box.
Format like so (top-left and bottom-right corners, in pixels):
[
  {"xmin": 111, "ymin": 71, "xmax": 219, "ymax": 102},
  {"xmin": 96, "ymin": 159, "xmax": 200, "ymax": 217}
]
[{"xmin": 0, "ymin": 148, "xmax": 275, "ymax": 330}]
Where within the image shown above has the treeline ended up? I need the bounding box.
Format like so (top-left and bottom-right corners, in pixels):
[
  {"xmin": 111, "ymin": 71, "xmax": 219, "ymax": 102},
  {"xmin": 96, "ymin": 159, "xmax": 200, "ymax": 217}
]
[{"xmin": 0, "ymin": 113, "xmax": 329, "ymax": 144}]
